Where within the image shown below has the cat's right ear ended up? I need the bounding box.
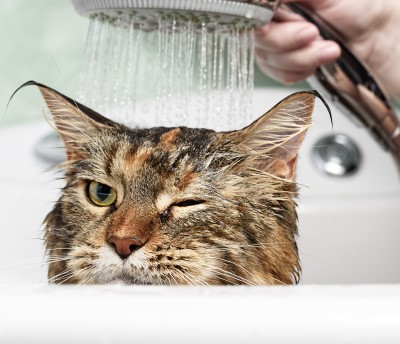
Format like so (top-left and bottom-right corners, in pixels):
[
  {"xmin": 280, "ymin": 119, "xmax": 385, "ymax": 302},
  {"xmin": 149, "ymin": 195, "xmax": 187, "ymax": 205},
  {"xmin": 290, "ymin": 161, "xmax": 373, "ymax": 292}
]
[
  {"xmin": 227, "ymin": 91, "xmax": 320, "ymax": 180},
  {"xmin": 16, "ymin": 81, "xmax": 116, "ymax": 161}
]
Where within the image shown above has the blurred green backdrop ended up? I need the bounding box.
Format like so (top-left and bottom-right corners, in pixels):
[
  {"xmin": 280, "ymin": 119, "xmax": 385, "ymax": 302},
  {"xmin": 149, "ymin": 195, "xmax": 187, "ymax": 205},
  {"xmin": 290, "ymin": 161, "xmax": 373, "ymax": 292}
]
[{"xmin": 1, "ymin": 0, "xmax": 87, "ymax": 125}]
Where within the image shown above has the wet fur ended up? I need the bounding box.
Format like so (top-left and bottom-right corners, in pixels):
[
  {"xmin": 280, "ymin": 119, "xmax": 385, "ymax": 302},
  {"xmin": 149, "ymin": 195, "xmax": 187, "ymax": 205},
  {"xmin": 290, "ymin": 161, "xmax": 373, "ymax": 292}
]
[{"xmin": 32, "ymin": 82, "xmax": 315, "ymax": 285}]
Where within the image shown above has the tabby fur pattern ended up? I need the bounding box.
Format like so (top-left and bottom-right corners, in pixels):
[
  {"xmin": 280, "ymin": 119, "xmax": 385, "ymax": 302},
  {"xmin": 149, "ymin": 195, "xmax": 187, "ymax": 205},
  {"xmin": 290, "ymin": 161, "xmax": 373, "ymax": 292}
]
[{"xmin": 30, "ymin": 81, "xmax": 315, "ymax": 285}]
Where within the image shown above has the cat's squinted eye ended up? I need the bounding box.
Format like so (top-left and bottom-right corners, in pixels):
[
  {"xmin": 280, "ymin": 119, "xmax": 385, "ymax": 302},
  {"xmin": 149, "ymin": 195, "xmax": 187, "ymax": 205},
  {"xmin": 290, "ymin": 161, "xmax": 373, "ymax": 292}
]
[
  {"xmin": 160, "ymin": 199, "xmax": 206, "ymax": 221},
  {"xmin": 173, "ymin": 199, "xmax": 205, "ymax": 207},
  {"xmin": 27, "ymin": 81, "xmax": 320, "ymax": 286}
]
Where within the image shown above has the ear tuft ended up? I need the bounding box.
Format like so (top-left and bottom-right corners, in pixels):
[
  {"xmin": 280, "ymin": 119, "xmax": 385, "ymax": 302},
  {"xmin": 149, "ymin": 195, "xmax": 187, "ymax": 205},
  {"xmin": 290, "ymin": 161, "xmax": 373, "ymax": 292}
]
[
  {"xmin": 34, "ymin": 83, "xmax": 116, "ymax": 161},
  {"xmin": 235, "ymin": 91, "xmax": 316, "ymax": 180}
]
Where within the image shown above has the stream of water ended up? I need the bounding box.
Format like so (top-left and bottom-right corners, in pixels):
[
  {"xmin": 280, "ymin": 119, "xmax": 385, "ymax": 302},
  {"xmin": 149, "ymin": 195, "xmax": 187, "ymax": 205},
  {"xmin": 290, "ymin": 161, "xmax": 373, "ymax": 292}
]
[{"xmin": 78, "ymin": 14, "xmax": 255, "ymax": 131}]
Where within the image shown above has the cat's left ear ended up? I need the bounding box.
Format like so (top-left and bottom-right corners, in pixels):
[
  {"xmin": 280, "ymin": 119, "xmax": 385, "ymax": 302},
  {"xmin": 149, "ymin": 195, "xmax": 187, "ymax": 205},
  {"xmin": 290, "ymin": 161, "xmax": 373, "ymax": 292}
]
[
  {"xmin": 234, "ymin": 91, "xmax": 318, "ymax": 180},
  {"xmin": 19, "ymin": 81, "xmax": 116, "ymax": 161}
]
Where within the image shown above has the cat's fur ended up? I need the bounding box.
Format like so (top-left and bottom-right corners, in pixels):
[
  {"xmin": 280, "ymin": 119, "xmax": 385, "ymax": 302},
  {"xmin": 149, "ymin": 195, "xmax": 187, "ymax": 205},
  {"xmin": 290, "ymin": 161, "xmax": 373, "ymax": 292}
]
[{"xmin": 34, "ymin": 82, "xmax": 315, "ymax": 285}]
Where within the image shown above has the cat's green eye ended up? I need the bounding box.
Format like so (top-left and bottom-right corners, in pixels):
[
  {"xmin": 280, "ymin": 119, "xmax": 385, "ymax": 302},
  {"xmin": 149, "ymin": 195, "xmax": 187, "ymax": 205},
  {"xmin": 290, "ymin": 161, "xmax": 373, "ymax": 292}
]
[{"xmin": 88, "ymin": 181, "xmax": 117, "ymax": 207}]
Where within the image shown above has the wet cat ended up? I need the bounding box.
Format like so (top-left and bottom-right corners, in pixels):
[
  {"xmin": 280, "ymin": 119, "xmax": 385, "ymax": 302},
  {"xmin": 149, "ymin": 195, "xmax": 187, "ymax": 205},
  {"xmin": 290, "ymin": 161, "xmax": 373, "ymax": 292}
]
[{"xmin": 27, "ymin": 81, "xmax": 319, "ymax": 285}]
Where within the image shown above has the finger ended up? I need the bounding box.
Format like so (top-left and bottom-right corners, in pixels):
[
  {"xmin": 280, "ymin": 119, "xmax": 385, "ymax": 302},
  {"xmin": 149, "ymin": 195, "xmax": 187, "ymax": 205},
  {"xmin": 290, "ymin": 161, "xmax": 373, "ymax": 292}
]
[
  {"xmin": 255, "ymin": 21, "xmax": 319, "ymax": 53},
  {"xmin": 255, "ymin": 61, "xmax": 315, "ymax": 85},
  {"xmin": 256, "ymin": 40, "xmax": 341, "ymax": 73}
]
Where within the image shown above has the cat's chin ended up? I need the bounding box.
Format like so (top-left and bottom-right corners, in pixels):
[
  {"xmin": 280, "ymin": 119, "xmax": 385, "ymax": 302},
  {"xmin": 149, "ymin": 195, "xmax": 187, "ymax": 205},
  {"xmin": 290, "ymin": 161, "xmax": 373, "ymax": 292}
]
[
  {"xmin": 107, "ymin": 279, "xmax": 132, "ymax": 285},
  {"xmin": 105, "ymin": 275, "xmax": 154, "ymax": 285}
]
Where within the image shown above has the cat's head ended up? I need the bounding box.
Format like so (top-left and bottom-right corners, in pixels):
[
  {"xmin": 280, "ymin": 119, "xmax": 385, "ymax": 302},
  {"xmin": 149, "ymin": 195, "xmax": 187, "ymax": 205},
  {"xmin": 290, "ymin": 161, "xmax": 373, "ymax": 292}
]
[{"xmin": 34, "ymin": 82, "xmax": 316, "ymax": 285}]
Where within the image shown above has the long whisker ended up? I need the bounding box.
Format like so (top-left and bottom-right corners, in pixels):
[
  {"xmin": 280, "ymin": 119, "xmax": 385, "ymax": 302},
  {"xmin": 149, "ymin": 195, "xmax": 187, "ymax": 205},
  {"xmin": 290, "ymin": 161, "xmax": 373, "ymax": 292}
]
[
  {"xmin": 211, "ymin": 266, "xmax": 257, "ymax": 286},
  {"xmin": 79, "ymin": 272, "xmax": 93, "ymax": 285},
  {"xmin": 54, "ymin": 266, "xmax": 92, "ymax": 285},
  {"xmin": 174, "ymin": 269, "xmax": 197, "ymax": 286},
  {"xmin": 168, "ymin": 273, "xmax": 179, "ymax": 286},
  {"xmin": 268, "ymin": 275, "xmax": 287, "ymax": 285},
  {"xmin": 183, "ymin": 269, "xmax": 208, "ymax": 286},
  {"xmin": 48, "ymin": 268, "xmax": 76, "ymax": 284},
  {"xmin": 213, "ymin": 257, "xmax": 264, "ymax": 284},
  {"xmin": 210, "ymin": 268, "xmax": 246, "ymax": 285}
]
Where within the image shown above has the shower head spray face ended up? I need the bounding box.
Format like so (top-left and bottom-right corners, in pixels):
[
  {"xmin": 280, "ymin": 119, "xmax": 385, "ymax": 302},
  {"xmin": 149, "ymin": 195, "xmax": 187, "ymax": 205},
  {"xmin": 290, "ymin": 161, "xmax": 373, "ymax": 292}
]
[
  {"xmin": 72, "ymin": 0, "xmax": 278, "ymax": 30},
  {"xmin": 72, "ymin": 0, "xmax": 271, "ymax": 130}
]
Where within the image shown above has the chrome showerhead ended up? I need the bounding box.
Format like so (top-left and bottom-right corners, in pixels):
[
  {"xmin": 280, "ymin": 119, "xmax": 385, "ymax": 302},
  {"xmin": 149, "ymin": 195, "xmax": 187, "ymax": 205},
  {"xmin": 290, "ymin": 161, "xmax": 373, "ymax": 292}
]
[{"xmin": 71, "ymin": 0, "xmax": 279, "ymax": 30}]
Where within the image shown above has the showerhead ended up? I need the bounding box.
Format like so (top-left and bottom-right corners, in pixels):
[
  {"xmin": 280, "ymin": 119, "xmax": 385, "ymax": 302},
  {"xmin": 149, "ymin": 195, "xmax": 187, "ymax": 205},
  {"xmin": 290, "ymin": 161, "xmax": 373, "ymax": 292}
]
[
  {"xmin": 73, "ymin": 0, "xmax": 269, "ymax": 131},
  {"xmin": 71, "ymin": 0, "xmax": 279, "ymax": 30}
]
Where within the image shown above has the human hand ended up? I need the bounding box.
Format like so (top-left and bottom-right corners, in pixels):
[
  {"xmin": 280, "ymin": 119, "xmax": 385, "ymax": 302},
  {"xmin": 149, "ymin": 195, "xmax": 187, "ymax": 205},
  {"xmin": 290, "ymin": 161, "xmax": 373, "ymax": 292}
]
[{"xmin": 255, "ymin": 0, "xmax": 400, "ymax": 99}]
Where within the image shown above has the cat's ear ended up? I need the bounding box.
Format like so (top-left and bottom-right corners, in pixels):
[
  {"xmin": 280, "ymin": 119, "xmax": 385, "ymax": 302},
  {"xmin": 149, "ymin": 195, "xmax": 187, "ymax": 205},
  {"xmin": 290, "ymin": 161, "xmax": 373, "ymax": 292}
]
[
  {"xmin": 235, "ymin": 91, "xmax": 318, "ymax": 180},
  {"xmin": 29, "ymin": 81, "xmax": 116, "ymax": 161}
]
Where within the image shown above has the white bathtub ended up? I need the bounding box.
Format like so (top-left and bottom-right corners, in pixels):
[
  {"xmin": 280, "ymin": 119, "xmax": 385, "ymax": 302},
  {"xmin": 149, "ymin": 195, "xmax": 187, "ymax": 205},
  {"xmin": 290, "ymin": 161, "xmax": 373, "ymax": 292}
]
[
  {"xmin": 0, "ymin": 284, "xmax": 399, "ymax": 343},
  {"xmin": 1, "ymin": 88, "xmax": 399, "ymax": 342}
]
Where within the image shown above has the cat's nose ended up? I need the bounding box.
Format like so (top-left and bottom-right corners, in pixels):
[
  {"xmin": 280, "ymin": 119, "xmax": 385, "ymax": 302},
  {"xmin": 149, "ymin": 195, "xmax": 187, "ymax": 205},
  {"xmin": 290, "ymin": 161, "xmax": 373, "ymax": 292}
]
[{"xmin": 107, "ymin": 236, "xmax": 146, "ymax": 259}]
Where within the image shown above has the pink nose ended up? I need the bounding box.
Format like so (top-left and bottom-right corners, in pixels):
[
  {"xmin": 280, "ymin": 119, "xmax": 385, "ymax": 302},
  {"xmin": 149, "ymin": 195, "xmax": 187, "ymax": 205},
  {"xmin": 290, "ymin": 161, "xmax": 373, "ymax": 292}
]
[{"xmin": 107, "ymin": 236, "xmax": 146, "ymax": 259}]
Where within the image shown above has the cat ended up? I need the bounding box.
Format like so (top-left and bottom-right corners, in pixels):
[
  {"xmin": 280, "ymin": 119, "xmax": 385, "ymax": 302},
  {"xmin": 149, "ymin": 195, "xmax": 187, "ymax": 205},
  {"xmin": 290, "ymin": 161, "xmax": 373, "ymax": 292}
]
[{"xmin": 22, "ymin": 81, "xmax": 323, "ymax": 285}]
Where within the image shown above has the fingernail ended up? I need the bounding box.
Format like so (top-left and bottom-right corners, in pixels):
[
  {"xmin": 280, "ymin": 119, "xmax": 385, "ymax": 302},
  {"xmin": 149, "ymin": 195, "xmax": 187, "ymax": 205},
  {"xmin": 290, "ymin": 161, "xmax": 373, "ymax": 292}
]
[
  {"xmin": 317, "ymin": 43, "xmax": 341, "ymax": 62},
  {"xmin": 296, "ymin": 26, "xmax": 318, "ymax": 44}
]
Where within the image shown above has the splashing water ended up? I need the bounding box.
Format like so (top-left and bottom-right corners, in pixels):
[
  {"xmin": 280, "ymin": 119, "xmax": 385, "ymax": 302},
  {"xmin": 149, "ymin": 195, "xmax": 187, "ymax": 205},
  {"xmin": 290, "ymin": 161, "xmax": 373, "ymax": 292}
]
[{"xmin": 78, "ymin": 14, "xmax": 255, "ymax": 131}]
